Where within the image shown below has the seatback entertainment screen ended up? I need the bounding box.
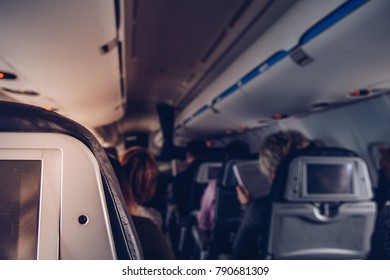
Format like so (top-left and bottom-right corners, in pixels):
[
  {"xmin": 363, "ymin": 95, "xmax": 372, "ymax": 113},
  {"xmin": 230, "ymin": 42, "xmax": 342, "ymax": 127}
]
[
  {"xmin": 306, "ymin": 163, "xmax": 353, "ymax": 194},
  {"xmin": 0, "ymin": 160, "xmax": 41, "ymax": 259}
]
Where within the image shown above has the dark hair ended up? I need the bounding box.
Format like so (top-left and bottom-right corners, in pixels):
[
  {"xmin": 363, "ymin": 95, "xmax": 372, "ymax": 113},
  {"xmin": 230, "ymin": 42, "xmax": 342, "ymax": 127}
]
[
  {"xmin": 225, "ymin": 140, "xmax": 250, "ymax": 158},
  {"xmin": 186, "ymin": 140, "xmax": 207, "ymax": 159},
  {"xmin": 120, "ymin": 146, "xmax": 158, "ymax": 204},
  {"xmin": 108, "ymin": 154, "xmax": 136, "ymax": 208}
]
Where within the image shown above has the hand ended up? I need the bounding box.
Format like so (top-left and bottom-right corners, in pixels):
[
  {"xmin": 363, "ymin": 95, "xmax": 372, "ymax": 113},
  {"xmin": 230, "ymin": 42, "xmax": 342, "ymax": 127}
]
[{"xmin": 236, "ymin": 185, "xmax": 251, "ymax": 205}]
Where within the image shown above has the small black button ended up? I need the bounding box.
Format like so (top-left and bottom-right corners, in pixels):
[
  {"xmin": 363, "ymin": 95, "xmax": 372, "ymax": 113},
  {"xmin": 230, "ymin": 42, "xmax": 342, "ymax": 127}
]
[{"xmin": 78, "ymin": 215, "xmax": 88, "ymax": 225}]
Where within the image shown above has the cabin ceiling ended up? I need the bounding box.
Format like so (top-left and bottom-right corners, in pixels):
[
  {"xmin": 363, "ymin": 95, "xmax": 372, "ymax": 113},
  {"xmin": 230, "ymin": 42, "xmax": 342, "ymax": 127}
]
[
  {"xmin": 0, "ymin": 0, "xmax": 298, "ymax": 143},
  {"xmin": 124, "ymin": 0, "xmax": 247, "ymax": 106},
  {"xmin": 0, "ymin": 0, "xmax": 124, "ymax": 128},
  {"xmin": 9, "ymin": 0, "xmax": 383, "ymax": 143},
  {"xmin": 121, "ymin": 0, "xmax": 297, "ymax": 133}
]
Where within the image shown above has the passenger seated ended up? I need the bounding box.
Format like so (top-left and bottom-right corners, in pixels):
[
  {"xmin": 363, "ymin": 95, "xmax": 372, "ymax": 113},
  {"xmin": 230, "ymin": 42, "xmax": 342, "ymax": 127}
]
[
  {"xmin": 370, "ymin": 146, "xmax": 390, "ymax": 259},
  {"xmin": 120, "ymin": 146, "xmax": 163, "ymax": 228},
  {"xmin": 369, "ymin": 206, "xmax": 390, "ymax": 259},
  {"xmin": 143, "ymin": 167, "xmax": 172, "ymax": 233},
  {"xmin": 191, "ymin": 141, "xmax": 250, "ymax": 259},
  {"xmin": 373, "ymin": 145, "xmax": 390, "ymax": 211},
  {"xmin": 198, "ymin": 140, "xmax": 251, "ymax": 231},
  {"xmin": 232, "ymin": 130, "xmax": 310, "ymax": 259},
  {"xmin": 108, "ymin": 154, "xmax": 175, "ymax": 260},
  {"xmin": 172, "ymin": 140, "xmax": 208, "ymax": 221}
]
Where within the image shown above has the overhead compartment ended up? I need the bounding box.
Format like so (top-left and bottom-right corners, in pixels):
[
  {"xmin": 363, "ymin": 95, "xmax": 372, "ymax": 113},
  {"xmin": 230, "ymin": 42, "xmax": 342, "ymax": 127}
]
[
  {"xmin": 175, "ymin": 0, "xmax": 352, "ymax": 137},
  {"xmin": 241, "ymin": 0, "xmax": 390, "ymax": 111},
  {"xmin": 176, "ymin": 93, "xmax": 260, "ymax": 137},
  {"xmin": 176, "ymin": 0, "xmax": 390, "ymax": 138},
  {"xmin": 212, "ymin": 51, "xmax": 300, "ymax": 120},
  {"xmin": 176, "ymin": 108, "xmax": 229, "ymax": 138}
]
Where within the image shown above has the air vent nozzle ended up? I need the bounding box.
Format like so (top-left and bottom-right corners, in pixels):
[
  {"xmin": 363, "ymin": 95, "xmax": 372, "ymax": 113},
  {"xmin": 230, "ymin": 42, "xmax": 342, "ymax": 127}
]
[
  {"xmin": 1, "ymin": 87, "xmax": 39, "ymax": 96},
  {"xmin": 290, "ymin": 48, "xmax": 314, "ymax": 67}
]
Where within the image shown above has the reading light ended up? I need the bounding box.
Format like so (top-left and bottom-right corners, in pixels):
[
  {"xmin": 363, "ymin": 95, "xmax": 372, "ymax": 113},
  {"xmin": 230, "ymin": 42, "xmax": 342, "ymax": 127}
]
[
  {"xmin": 351, "ymin": 90, "xmax": 361, "ymax": 96},
  {"xmin": 349, "ymin": 89, "xmax": 370, "ymax": 97},
  {"xmin": 206, "ymin": 140, "xmax": 214, "ymax": 148},
  {"xmin": 273, "ymin": 114, "xmax": 287, "ymax": 120},
  {"xmin": 238, "ymin": 126, "xmax": 247, "ymax": 133},
  {"xmin": 274, "ymin": 114, "xmax": 282, "ymax": 120},
  {"xmin": 0, "ymin": 71, "xmax": 17, "ymax": 80}
]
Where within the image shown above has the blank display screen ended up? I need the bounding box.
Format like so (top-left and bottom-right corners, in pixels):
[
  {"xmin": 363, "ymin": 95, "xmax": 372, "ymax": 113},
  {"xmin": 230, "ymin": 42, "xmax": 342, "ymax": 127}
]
[
  {"xmin": 208, "ymin": 166, "xmax": 221, "ymax": 180},
  {"xmin": 0, "ymin": 160, "xmax": 42, "ymax": 259},
  {"xmin": 306, "ymin": 163, "xmax": 353, "ymax": 194}
]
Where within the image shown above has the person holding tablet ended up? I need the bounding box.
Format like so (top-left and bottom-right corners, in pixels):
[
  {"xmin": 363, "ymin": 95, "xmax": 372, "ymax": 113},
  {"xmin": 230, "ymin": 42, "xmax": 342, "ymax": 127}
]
[{"xmin": 232, "ymin": 130, "xmax": 311, "ymax": 259}]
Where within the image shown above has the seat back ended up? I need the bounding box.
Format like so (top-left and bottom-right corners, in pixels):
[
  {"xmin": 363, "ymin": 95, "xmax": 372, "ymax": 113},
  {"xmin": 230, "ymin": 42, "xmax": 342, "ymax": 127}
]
[
  {"xmin": 214, "ymin": 158, "xmax": 255, "ymax": 226},
  {"xmin": 0, "ymin": 101, "xmax": 142, "ymax": 260},
  {"xmin": 189, "ymin": 161, "xmax": 222, "ymax": 211},
  {"xmin": 267, "ymin": 147, "xmax": 376, "ymax": 259},
  {"xmin": 210, "ymin": 156, "xmax": 256, "ymax": 258}
]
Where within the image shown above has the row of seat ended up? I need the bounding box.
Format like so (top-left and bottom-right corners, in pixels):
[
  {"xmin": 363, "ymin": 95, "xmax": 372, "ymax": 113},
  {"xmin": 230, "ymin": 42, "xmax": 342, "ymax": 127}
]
[{"xmin": 186, "ymin": 148, "xmax": 376, "ymax": 259}]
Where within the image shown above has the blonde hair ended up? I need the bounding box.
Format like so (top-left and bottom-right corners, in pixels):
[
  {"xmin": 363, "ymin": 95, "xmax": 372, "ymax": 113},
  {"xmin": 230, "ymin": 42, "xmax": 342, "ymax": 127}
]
[
  {"xmin": 259, "ymin": 130, "xmax": 309, "ymax": 179},
  {"xmin": 120, "ymin": 146, "xmax": 158, "ymax": 205}
]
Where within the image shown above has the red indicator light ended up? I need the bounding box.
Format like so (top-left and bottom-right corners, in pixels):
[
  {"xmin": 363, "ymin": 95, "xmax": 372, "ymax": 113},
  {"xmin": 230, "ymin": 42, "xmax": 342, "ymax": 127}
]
[
  {"xmin": 349, "ymin": 89, "xmax": 370, "ymax": 97},
  {"xmin": 0, "ymin": 71, "xmax": 17, "ymax": 80},
  {"xmin": 273, "ymin": 114, "xmax": 282, "ymax": 120},
  {"xmin": 206, "ymin": 140, "xmax": 213, "ymax": 148},
  {"xmin": 238, "ymin": 126, "xmax": 247, "ymax": 133},
  {"xmin": 351, "ymin": 90, "xmax": 361, "ymax": 96}
]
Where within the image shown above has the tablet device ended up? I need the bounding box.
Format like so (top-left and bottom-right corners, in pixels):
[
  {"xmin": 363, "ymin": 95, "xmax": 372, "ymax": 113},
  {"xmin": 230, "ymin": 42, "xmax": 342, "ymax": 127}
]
[{"xmin": 233, "ymin": 161, "xmax": 270, "ymax": 198}]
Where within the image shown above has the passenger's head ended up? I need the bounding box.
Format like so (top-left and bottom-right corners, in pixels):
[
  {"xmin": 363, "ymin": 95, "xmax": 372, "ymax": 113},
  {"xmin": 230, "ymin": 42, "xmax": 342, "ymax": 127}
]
[
  {"xmin": 186, "ymin": 140, "xmax": 207, "ymax": 163},
  {"xmin": 259, "ymin": 130, "xmax": 310, "ymax": 182},
  {"xmin": 225, "ymin": 140, "xmax": 251, "ymax": 159},
  {"xmin": 309, "ymin": 139, "xmax": 326, "ymax": 148},
  {"xmin": 120, "ymin": 146, "xmax": 158, "ymax": 205}
]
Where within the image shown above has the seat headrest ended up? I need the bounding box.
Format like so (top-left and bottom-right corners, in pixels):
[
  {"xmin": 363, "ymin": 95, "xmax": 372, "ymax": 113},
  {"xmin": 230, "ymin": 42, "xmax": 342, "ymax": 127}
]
[
  {"xmin": 196, "ymin": 161, "xmax": 222, "ymax": 183},
  {"xmin": 220, "ymin": 155, "xmax": 258, "ymax": 187},
  {"xmin": 0, "ymin": 101, "xmax": 142, "ymax": 259},
  {"xmin": 270, "ymin": 147, "xmax": 373, "ymax": 202}
]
